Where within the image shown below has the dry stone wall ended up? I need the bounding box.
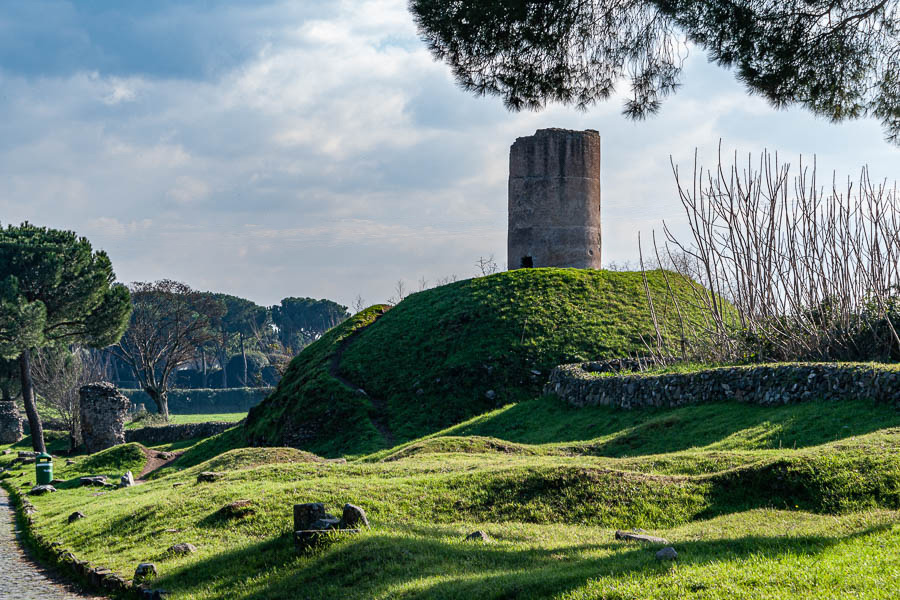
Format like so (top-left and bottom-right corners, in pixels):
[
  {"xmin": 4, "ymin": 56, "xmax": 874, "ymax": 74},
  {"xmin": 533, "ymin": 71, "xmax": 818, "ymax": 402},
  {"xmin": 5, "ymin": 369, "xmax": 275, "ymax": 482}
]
[
  {"xmin": 0, "ymin": 400, "xmax": 22, "ymax": 444},
  {"xmin": 125, "ymin": 420, "xmax": 239, "ymax": 445},
  {"xmin": 546, "ymin": 362, "xmax": 900, "ymax": 409},
  {"xmin": 79, "ymin": 382, "xmax": 130, "ymax": 454}
]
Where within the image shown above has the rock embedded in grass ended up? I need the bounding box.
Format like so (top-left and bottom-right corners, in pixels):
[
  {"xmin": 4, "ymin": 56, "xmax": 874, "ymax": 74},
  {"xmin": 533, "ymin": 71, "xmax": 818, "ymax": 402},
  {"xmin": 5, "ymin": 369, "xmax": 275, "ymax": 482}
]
[
  {"xmin": 656, "ymin": 546, "xmax": 678, "ymax": 560},
  {"xmin": 218, "ymin": 499, "xmax": 255, "ymax": 520},
  {"xmin": 615, "ymin": 530, "xmax": 669, "ymax": 544},
  {"xmin": 80, "ymin": 475, "xmax": 107, "ymax": 487},
  {"xmin": 465, "ymin": 530, "xmax": 491, "ymax": 542},
  {"xmin": 167, "ymin": 543, "xmax": 197, "ymax": 556},
  {"xmin": 134, "ymin": 562, "xmax": 158, "ymax": 584},
  {"xmin": 340, "ymin": 503, "xmax": 369, "ymax": 529},
  {"xmin": 196, "ymin": 471, "xmax": 224, "ymax": 483},
  {"xmin": 68, "ymin": 511, "xmax": 85, "ymax": 523},
  {"xmin": 29, "ymin": 484, "xmax": 56, "ymax": 495},
  {"xmin": 120, "ymin": 471, "xmax": 135, "ymax": 487}
]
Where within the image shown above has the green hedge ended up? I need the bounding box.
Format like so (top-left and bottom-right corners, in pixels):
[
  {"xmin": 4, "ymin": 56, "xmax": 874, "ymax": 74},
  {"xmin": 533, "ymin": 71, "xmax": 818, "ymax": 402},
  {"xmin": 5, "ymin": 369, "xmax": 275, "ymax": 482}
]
[{"xmin": 121, "ymin": 388, "xmax": 272, "ymax": 414}]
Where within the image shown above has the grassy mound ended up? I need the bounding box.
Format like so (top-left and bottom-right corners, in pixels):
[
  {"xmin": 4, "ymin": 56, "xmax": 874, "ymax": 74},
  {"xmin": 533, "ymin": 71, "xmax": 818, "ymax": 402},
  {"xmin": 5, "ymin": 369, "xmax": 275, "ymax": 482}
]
[
  {"xmin": 378, "ymin": 436, "xmax": 543, "ymax": 462},
  {"xmin": 247, "ymin": 269, "xmax": 707, "ymax": 456},
  {"xmin": 199, "ymin": 447, "xmax": 326, "ymax": 472},
  {"xmin": 66, "ymin": 443, "xmax": 148, "ymax": 478}
]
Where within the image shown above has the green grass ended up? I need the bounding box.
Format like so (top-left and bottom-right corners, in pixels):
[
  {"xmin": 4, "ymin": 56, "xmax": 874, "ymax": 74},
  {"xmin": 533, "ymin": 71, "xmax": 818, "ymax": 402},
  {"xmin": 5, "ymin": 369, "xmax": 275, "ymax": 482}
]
[
  {"xmin": 4, "ymin": 394, "xmax": 900, "ymax": 599},
  {"xmin": 4, "ymin": 268, "xmax": 899, "ymax": 599},
  {"xmin": 244, "ymin": 305, "xmax": 389, "ymax": 457},
  {"xmin": 125, "ymin": 412, "xmax": 248, "ymax": 429},
  {"xmin": 247, "ymin": 269, "xmax": 711, "ymax": 456}
]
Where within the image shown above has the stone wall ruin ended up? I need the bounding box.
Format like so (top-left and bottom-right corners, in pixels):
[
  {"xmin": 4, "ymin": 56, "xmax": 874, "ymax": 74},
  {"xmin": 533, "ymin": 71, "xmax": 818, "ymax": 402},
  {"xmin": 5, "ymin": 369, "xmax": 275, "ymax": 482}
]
[
  {"xmin": 79, "ymin": 382, "xmax": 131, "ymax": 454},
  {"xmin": 508, "ymin": 128, "xmax": 602, "ymax": 270},
  {"xmin": 0, "ymin": 400, "xmax": 23, "ymax": 444},
  {"xmin": 547, "ymin": 361, "xmax": 900, "ymax": 410}
]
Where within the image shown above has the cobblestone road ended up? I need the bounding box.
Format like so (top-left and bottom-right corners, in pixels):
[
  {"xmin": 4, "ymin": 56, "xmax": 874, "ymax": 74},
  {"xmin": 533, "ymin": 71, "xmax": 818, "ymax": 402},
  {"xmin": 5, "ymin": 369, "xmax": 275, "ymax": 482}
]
[{"xmin": 0, "ymin": 486, "xmax": 103, "ymax": 600}]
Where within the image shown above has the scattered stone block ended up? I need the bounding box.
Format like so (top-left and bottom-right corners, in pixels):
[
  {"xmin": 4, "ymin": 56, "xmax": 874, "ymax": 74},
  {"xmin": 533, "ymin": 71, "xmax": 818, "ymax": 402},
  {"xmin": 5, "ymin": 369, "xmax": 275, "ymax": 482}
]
[
  {"xmin": 294, "ymin": 503, "xmax": 327, "ymax": 531},
  {"xmin": 293, "ymin": 502, "xmax": 364, "ymax": 552},
  {"xmin": 101, "ymin": 573, "xmax": 128, "ymax": 592},
  {"xmin": 196, "ymin": 471, "xmax": 224, "ymax": 483},
  {"xmin": 80, "ymin": 475, "xmax": 108, "ymax": 487},
  {"xmin": 120, "ymin": 471, "xmax": 135, "ymax": 487},
  {"xmin": 614, "ymin": 530, "xmax": 669, "ymax": 544},
  {"xmin": 656, "ymin": 546, "xmax": 678, "ymax": 561},
  {"xmin": 465, "ymin": 530, "xmax": 491, "ymax": 542},
  {"xmin": 68, "ymin": 511, "xmax": 86, "ymax": 524},
  {"xmin": 217, "ymin": 500, "xmax": 254, "ymax": 520},
  {"xmin": 65, "ymin": 458, "xmax": 76, "ymax": 465},
  {"xmin": 340, "ymin": 503, "xmax": 370, "ymax": 529},
  {"xmin": 167, "ymin": 543, "xmax": 197, "ymax": 556},
  {"xmin": 29, "ymin": 484, "xmax": 57, "ymax": 495},
  {"xmin": 310, "ymin": 517, "xmax": 340, "ymax": 531},
  {"xmin": 133, "ymin": 562, "xmax": 158, "ymax": 584}
]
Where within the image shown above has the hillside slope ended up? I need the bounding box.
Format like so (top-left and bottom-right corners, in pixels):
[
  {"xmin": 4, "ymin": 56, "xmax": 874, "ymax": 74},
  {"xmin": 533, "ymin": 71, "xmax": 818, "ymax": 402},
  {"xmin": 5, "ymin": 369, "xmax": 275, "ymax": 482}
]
[{"xmin": 247, "ymin": 268, "xmax": 708, "ymax": 455}]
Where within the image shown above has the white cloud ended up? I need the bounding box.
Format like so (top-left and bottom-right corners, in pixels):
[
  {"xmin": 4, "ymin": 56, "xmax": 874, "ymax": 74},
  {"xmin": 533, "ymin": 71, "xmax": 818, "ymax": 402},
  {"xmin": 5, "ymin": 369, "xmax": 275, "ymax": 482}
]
[{"xmin": 0, "ymin": 1, "xmax": 897, "ymax": 308}]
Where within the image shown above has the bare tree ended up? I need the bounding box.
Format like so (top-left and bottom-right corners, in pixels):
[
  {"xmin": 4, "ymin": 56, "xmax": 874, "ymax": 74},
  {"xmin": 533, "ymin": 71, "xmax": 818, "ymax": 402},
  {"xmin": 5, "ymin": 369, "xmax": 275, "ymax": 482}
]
[
  {"xmin": 435, "ymin": 274, "xmax": 459, "ymax": 286},
  {"xmin": 642, "ymin": 146, "xmax": 900, "ymax": 363},
  {"xmin": 110, "ymin": 280, "xmax": 217, "ymax": 419},
  {"xmin": 388, "ymin": 280, "xmax": 408, "ymax": 305},
  {"xmin": 352, "ymin": 294, "xmax": 366, "ymax": 314},
  {"xmin": 476, "ymin": 255, "xmax": 499, "ymax": 276},
  {"xmin": 31, "ymin": 346, "xmax": 105, "ymax": 451}
]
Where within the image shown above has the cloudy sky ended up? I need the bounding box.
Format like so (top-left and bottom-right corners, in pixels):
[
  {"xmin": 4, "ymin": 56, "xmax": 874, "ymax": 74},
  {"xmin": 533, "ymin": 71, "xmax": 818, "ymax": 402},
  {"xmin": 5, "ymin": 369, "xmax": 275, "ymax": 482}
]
[{"xmin": 1, "ymin": 0, "xmax": 898, "ymax": 308}]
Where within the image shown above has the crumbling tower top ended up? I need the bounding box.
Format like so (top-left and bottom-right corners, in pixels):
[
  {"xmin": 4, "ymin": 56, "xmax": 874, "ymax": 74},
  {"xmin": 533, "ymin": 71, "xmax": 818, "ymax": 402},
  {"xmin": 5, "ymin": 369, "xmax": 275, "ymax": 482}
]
[{"xmin": 508, "ymin": 128, "xmax": 602, "ymax": 270}]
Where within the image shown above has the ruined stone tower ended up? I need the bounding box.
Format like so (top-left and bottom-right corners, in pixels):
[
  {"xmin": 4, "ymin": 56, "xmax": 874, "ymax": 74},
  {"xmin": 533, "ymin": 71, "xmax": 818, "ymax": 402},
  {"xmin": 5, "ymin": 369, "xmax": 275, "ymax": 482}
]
[{"xmin": 508, "ymin": 128, "xmax": 602, "ymax": 270}]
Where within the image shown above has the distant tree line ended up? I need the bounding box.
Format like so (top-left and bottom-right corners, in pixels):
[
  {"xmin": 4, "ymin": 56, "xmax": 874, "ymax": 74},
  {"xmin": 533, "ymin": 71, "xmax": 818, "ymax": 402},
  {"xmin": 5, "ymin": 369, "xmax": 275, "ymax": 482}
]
[
  {"xmin": 106, "ymin": 284, "xmax": 349, "ymax": 418},
  {"xmin": 0, "ymin": 221, "xmax": 350, "ymax": 449}
]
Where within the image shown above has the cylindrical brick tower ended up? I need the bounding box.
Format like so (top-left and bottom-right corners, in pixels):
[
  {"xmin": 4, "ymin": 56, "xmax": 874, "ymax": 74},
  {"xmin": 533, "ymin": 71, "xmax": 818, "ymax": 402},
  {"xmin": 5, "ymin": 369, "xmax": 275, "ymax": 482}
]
[{"xmin": 508, "ymin": 128, "xmax": 602, "ymax": 270}]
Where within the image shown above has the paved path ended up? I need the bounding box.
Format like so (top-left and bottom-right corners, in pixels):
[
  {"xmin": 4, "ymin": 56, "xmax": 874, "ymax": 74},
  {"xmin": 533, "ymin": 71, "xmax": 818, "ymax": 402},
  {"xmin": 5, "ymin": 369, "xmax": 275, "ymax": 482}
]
[{"xmin": 0, "ymin": 486, "xmax": 103, "ymax": 600}]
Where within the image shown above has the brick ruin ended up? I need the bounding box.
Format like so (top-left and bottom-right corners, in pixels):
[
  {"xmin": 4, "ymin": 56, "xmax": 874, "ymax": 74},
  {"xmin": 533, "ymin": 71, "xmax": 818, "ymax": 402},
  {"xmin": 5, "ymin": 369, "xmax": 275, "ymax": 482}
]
[{"xmin": 508, "ymin": 128, "xmax": 602, "ymax": 270}]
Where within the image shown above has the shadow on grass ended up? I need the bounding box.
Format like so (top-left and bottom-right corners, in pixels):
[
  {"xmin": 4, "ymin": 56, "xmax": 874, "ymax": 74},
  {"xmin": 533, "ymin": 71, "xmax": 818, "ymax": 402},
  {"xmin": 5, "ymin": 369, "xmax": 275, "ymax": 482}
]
[
  {"xmin": 450, "ymin": 396, "xmax": 900, "ymax": 456},
  {"xmin": 149, "ymin": 522, "xmax": 892, "ymax": 600}
]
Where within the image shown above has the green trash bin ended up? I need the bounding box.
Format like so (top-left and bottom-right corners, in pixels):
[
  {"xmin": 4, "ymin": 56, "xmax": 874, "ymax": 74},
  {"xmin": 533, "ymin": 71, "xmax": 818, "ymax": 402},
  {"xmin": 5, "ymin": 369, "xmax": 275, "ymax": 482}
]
[{"xmin": 35, "ymin": 452, "xmax": 53, "ymax": 485}]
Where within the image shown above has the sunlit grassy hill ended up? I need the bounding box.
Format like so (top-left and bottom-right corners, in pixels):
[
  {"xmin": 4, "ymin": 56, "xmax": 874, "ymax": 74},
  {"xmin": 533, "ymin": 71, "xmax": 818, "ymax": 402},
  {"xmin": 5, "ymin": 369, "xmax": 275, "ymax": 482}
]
[{"xmin": 245, "ymin": 268, "xmax": 709, "ymax": 456}]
